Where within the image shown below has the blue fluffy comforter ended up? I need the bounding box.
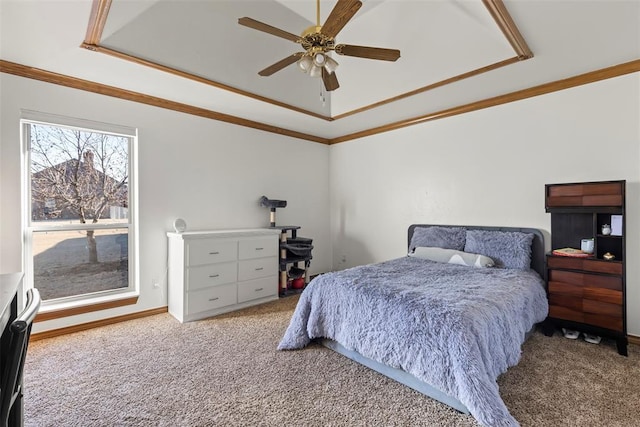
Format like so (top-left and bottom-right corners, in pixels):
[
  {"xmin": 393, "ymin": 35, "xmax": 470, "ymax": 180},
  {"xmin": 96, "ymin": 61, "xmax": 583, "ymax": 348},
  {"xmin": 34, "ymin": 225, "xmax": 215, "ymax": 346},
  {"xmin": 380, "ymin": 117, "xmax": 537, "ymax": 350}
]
[{"xmin": 278, "ymin": 256, "xmax": 548, "ymax": 427}]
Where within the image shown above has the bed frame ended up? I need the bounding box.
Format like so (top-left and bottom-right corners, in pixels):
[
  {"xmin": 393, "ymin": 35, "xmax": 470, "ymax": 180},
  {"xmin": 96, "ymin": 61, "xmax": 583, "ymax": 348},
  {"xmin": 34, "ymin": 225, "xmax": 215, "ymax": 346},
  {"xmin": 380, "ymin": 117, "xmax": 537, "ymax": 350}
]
[{"xmin": 319, "ymin": 224, "xmax": 545, "ymax": 414}]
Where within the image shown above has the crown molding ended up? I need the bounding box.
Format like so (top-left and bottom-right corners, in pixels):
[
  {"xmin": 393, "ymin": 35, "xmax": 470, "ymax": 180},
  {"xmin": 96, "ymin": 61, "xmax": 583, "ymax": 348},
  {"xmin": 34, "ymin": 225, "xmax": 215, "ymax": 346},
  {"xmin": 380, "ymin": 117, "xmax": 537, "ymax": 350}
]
[
  {"xmin": 2, "ymin": 59, "xmax": 638, "ymax": 145},
  {"xmin": 329, "ymin": 59, "xmax": 640, "ymax": 144},
  {"xmin": 0, "ymin": 60, "xmax": 330, "ymax": 145}
]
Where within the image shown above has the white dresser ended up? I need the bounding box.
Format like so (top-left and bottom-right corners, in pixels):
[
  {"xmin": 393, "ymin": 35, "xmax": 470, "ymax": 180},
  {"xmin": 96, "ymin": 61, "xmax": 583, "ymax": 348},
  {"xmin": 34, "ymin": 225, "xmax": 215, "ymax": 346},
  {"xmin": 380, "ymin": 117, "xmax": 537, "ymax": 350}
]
[{"xmin": 167, "ymin": 229, "xmax": 280, "ymax": 322}]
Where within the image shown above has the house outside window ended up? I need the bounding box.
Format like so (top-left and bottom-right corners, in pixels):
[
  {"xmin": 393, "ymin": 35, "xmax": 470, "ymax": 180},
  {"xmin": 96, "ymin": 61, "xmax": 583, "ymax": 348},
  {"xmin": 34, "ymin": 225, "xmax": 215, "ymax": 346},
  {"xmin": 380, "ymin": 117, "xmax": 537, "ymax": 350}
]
[{"xmin": 22, "ymin": 111, "xmax": 138, "ymax": 311}]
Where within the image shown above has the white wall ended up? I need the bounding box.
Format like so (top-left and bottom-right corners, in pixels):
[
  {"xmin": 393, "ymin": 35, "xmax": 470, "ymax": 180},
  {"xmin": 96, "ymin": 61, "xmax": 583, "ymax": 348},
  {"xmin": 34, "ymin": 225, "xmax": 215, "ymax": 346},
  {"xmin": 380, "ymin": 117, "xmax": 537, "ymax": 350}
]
[
  {"xmin": 2, "ymin": 71, "xmax": 639, "ymax": 337},
  {"xmin": 329, "ymin": 73, "xmax": 640, "ymax": 336},
  {"xmin": 0, "ymin": 74, "xmax": 331, "ymax": 333}
]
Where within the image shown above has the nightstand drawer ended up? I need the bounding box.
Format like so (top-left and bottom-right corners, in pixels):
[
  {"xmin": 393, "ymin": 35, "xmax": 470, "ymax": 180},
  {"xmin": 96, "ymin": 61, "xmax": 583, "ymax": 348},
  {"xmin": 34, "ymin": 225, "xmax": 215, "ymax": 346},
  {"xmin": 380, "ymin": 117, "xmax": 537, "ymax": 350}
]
[
  {"xmin": 186, "ymin": 262, "xmax": 237, "ymax": 291},
  {"xmin": 548, "ymin": 270, "xmax": 622, "ymax": 290},
  {"xmin": 187, "ymin": 239, "xmax": 237, "ymax": 266}
]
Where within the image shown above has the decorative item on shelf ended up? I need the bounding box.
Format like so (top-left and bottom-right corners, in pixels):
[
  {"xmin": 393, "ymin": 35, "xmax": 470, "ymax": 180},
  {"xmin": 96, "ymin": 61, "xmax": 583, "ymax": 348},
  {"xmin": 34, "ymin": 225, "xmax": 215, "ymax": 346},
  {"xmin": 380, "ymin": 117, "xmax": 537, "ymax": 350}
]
[
  {"xmin": 611, "ymin": 215, "xmax": 623, "ymax": 236},
  {"xmin": 173, "ymin": 218, "xmax": 187, "ymax": 233},
  {"xmin": 551, "ymin": 247, "xmax": 592, "ymax": 258},
  {"xmin": 603, "ymin": 252, "xmax": 616, "ymax": 261},
  {"xmin": 601, "ymin": 224, "xmax": 611, "ymax": 235},
  {"xmin": 580, "ymin": 238, "xmax": 594, "ymax": 254}
]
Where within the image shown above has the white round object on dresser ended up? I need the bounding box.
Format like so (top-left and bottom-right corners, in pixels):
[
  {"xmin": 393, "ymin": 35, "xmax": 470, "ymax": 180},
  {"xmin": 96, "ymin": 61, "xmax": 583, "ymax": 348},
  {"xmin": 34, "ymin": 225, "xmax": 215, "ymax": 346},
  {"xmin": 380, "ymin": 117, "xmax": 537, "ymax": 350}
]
[{"xmin": 173, "ymin": 218, "xmax": 187, "ymax": 233}]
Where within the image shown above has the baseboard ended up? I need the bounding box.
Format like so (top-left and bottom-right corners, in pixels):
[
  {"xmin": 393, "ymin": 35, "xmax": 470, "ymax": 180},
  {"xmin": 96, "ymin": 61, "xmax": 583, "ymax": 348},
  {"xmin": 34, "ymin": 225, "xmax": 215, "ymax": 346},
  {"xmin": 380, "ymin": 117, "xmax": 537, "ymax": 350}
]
[
  {"xmin": 31, "ymin": 306, "xmax": 168, "ymax": 341},
  {"xmin": 628, "ymin": 335, "xmax": 640, "ymax": 346}
]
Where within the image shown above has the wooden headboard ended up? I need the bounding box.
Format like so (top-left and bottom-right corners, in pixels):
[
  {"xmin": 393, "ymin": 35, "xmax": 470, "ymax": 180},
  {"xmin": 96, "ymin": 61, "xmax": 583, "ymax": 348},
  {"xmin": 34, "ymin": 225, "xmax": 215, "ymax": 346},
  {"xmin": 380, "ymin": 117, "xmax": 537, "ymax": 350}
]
[{"xmin": 408, "ymin": 224, "xmax": 546, "ymax": 277}]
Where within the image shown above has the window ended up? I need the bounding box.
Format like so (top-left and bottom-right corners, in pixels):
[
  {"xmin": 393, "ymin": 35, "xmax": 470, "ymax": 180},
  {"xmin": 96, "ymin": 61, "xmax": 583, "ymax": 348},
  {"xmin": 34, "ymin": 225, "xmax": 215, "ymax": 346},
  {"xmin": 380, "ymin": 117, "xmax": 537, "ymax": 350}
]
[{"xmin": 22, "ymin": 111, "xmax": 137, "ymax": 312}]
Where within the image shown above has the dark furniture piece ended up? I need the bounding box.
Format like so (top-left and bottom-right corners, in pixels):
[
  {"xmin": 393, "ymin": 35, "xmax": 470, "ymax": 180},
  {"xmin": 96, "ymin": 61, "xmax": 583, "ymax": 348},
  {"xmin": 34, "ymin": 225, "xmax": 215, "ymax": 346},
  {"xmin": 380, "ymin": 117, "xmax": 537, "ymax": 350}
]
[
  {"xmin": 275, "ymin": 226, "xmax": 313, "ymax": 296},
  {"xmin": 259, "ymin": 196, "xmax": 313, "ymax": 295},
  {"xmin": 1, "ymin": 279, "xmax": 41, "ymax": 427},
  {"xmin": 544, "ymin": 180, "xmax": 627, "ymax": 355}
]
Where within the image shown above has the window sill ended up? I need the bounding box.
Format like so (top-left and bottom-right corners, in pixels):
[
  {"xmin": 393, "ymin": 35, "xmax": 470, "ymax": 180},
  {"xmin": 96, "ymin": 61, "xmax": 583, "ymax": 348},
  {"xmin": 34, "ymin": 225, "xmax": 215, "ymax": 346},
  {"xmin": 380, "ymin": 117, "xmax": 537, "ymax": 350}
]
[{"xmin": 35, "ymin": 291, "xmax": 139, "ymax": 322}]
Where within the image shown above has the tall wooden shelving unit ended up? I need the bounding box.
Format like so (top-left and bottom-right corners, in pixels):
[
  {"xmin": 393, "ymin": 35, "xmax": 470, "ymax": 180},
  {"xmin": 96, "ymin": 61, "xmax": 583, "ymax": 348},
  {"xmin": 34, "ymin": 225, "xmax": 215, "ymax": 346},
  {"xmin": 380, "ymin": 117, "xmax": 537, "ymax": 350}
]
[{"xmin": 544, "ymin": 180, "xmax": 627, "ymax": 355}]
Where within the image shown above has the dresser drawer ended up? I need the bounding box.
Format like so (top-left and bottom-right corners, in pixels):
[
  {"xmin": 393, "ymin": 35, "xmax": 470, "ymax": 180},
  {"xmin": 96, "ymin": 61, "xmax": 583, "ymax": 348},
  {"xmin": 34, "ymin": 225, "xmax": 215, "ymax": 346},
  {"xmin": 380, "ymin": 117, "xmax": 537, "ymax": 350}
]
[
  {"xmin": 549, "ymin": 305, "xmax": 584, "ymax": 323},
  {"xmin": 547, "ymin": 256, "xmax": 623, "ymax": 275},
  {"xmin": 584, "ymin": 313, "xmax": 623, "ymax": 331},
  {"xmin": 550, "ymin": 282, "xmax": 622, "ymax": 304},
  {"xmin": 238, "ymin": 236, "xmax": 278, "ymax": 260},
  {"xmin": 583, "ymin": 299, "xmax": 622, "ymax": 317},
  {"xmin": 187, "ymin": 283, "xmax": 237, "ymax": 314},
  {"xmin": 548, "ymin": 270, "xmax": 622, "ymax": 290},
  {"xmin": 186, "ymin": 261, "xmax": 237, "ymax": 291},
  {"xmin": 187, "ymin": 239, "xmax": 237, "ymax": 266},
  {"xmin": 546, "ymin": 182, "xmax": 623, "ymax": 207},
  {"xmin": 238, "ymin": 257, "xmax": 278, "ymax": 281},
  {"xmin": 238, "ymin": 276, "xmax": 277, "ymax": 303},
  {"xmin": 549, "ymin": 294, "xmax": 622, "ymax": 315},
  {"xmin": 550, "ymin": 304, "xmax": 623, "ymax": 332}
]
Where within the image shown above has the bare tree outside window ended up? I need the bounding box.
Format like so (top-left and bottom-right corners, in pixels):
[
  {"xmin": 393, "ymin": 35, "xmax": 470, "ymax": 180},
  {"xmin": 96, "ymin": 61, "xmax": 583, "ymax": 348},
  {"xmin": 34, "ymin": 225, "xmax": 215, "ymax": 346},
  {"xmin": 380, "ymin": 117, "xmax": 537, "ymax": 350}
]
[{"xmin": 28, "ymin": 123, "xmax": 131, "ymax": 301}]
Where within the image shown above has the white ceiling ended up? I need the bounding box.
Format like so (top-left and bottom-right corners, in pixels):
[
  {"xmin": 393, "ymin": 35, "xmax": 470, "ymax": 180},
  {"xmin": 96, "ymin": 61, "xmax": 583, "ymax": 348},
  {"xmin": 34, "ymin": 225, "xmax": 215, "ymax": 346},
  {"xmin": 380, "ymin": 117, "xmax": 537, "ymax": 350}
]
[{"xmin": 1, "ymin": 1, "xmax": 639, "ymax": 141}]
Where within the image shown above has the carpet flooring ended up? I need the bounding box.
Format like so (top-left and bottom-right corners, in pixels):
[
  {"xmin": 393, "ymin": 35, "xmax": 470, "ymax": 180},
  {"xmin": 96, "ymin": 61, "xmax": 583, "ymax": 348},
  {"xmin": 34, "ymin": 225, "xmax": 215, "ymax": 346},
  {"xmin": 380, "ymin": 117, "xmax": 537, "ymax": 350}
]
[{"xmin": 23, "ymin": 296, "xmax": 640, "ymax": 426}]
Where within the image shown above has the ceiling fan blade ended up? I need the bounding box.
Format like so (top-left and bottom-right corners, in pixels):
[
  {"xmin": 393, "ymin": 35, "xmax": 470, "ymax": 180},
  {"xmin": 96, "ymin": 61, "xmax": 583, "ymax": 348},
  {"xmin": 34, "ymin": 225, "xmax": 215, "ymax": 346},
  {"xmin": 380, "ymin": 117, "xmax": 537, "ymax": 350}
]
[
  {"xmin": 321, "ymin": 68, "xmax": 339, "ymax": 91},
  {"xmin": 321, "ymin": 0, "xmax": 362, "ymax": 39},
  {"xmin": 238, "ymin": 17, "xmax": 300, "ymax": 43},
  {"xmin": 258, "ymin": 54, "xmax": 300, "ymax": 76},
  {"xmin": 335, "ymin": 44, "xmax": 401, "ymax": 61}
]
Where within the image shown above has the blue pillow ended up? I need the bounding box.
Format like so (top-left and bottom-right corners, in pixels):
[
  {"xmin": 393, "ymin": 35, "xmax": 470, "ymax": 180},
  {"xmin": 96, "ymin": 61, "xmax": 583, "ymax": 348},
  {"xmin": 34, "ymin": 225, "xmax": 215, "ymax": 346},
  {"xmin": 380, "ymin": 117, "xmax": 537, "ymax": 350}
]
[
  {"xmin": 409, "ymin": 226, "xmax": 466, "ymax": 252},
  {"xmin": 464, "ymin": 230, "xmax": 534, "ymax": 270}
]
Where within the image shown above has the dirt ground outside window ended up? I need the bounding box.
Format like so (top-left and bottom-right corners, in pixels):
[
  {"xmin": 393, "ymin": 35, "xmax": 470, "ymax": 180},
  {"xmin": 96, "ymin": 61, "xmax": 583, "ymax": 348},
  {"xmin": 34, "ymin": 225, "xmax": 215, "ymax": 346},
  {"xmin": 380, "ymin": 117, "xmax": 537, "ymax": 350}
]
[{"xmin": 33, "ymin": 227, "xmax": 128, "ymax": 300}]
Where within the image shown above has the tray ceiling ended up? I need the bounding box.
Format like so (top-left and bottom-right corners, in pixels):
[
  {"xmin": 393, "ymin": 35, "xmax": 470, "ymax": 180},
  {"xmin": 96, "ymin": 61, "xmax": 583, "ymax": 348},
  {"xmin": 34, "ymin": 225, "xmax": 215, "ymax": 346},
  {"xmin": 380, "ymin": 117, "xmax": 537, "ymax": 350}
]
[{"xmin": 98, "ymin": 0, "xmax": 522, "ymax": 117}]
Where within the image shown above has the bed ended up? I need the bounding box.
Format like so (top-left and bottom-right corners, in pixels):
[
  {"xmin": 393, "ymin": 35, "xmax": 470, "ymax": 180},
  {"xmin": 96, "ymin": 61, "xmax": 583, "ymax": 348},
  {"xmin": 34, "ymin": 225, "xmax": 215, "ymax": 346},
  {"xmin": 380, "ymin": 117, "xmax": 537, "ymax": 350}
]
[{"xmin": 278, "ymin": 224, "xmax": 549, "ymax": 427}]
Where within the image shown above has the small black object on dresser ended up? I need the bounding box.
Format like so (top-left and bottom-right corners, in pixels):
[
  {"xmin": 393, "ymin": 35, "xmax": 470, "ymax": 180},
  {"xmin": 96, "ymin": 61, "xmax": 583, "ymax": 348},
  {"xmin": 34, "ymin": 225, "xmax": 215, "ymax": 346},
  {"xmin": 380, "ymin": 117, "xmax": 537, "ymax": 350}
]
[{"xmin": 543, "ymin": 180, "xmax": 627, "ymax": 356}]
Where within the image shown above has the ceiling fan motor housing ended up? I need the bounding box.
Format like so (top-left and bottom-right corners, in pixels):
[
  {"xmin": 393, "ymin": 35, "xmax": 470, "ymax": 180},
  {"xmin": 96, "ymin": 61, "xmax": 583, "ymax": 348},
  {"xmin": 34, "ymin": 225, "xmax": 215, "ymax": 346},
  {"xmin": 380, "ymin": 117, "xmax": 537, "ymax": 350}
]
[{"xmin": 300, "ymin": 30, "xmax": 335, "ymax": 54}]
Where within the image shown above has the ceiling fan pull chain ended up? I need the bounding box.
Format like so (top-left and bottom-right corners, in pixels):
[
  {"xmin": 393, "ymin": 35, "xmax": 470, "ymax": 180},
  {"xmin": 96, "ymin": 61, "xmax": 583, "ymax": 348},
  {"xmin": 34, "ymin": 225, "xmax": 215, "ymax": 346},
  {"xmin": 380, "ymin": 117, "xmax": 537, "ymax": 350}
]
[{"xmin": 320, "ymin": 80, "xmax": 326, "ymax": 106}]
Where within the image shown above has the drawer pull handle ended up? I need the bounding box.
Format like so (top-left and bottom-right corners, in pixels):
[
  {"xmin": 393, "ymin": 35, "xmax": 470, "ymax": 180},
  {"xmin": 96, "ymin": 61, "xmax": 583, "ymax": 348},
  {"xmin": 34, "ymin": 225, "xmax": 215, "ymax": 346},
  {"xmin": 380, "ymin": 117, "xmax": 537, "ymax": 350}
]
[
  {"xmin": 255, "ymin": 247, "xmax": 264, "ymax": 250},
  {"xmin": 209, "ymin": 297, "xmax": 219, "ymax": 301},
  {"xmin": 209, "ymin": 251, "xmax": 220, "ymax": 255},
  {"xmin": 209, "ymin": 274, "xmax": 220, "ymax": 278},
  {"xmin": 255, "ymin": 267, "xmax": 264, "ymax": 271},
  {"xmin": 255, "ymin": 288, "xmax": 263, "ymax": 292}
]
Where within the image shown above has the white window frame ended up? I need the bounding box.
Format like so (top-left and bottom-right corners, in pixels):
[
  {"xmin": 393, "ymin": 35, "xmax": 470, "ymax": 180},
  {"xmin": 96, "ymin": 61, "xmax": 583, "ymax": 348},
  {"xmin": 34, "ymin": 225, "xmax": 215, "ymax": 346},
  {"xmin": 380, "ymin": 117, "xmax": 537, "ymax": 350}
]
[{"xmin": 21, "ymin": 110, "xmax": 139, "ymax": 313}]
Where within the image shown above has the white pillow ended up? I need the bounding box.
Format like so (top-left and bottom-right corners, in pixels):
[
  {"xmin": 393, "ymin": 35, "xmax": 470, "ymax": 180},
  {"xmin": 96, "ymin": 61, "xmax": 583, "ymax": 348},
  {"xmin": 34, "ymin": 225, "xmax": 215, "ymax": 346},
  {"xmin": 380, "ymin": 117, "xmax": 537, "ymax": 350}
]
[{"xmin": 409, "ymin": 247, "xmax": 495, "ymax": 268}]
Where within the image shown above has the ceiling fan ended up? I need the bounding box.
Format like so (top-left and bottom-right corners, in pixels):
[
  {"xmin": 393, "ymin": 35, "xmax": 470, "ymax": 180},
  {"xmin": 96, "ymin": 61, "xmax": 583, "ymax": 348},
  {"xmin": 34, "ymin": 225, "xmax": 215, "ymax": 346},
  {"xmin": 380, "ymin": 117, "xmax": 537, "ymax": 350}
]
[{"xmin": 238, "ymin": 0, "xmax": 401, "ymax": 92}]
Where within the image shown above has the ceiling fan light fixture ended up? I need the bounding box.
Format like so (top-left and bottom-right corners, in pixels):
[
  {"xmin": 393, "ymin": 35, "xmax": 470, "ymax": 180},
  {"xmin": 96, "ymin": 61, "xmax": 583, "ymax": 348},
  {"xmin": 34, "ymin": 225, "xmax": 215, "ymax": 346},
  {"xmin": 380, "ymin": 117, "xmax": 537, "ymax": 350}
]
[
  {"xmin": 323, "ymin": 55, "xmax": 339, "ymax": 74},
  {"xmin": 240, "ymin": 0, "xmax": 400, "ymax": 92},
  {"xmin": 313, "ymin": 52, "xmax": 326, "ymax": 67},
  {"xmin": 309, "ymin": 63, "xmax": 323, "ymax": 78},
  {"xmin": 297, "ymin": 55, "xmax": 313, "ymax": 73}
]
